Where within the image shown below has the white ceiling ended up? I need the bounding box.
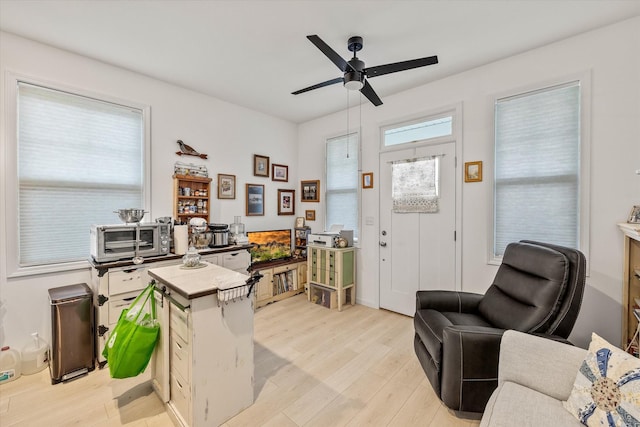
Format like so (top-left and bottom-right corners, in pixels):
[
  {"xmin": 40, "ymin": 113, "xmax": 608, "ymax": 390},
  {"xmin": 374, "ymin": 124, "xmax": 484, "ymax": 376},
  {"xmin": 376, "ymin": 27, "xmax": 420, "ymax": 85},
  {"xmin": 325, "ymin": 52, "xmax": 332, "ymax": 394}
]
[{"xmin": 1, "ymin": 0, "xmax": 639, "ymax": 123}]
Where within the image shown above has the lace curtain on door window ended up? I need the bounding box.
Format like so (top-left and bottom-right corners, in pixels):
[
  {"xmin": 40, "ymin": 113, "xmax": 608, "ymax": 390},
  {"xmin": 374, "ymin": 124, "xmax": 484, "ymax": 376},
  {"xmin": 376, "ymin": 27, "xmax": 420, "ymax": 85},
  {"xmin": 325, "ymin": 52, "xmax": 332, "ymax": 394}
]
[{"xmin": 392, "ymin": 157, "xmax": 441, "ymax": 213}]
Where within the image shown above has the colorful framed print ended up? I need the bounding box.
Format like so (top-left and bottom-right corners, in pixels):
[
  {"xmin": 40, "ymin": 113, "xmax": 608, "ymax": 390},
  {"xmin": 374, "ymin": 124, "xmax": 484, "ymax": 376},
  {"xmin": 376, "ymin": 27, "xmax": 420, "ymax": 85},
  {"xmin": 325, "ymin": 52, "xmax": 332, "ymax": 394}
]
[{"xmin": 277, "ymin": 189, "xmax": 295, "ymax": 215}]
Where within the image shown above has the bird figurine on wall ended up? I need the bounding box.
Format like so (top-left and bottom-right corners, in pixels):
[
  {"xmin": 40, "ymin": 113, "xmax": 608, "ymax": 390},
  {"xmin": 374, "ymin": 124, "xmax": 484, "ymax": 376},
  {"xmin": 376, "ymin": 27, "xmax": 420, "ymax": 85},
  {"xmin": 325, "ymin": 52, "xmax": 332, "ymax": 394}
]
[{"xmin": 176, "ymin": 140, "xmax": 208, "ymax": 159}]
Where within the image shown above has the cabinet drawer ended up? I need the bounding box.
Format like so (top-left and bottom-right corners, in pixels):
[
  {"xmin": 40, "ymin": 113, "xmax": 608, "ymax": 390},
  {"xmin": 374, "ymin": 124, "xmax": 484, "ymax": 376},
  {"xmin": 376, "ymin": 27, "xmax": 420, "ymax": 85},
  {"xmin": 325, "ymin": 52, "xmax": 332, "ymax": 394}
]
[
  {"xmin": 170, "ymin": 304, "xmax": 189, "ymax": 343},
  {"xmin": 200, "ymin": 254, "xmax": 219, "ymax": 265},
  {"xmin": 170, "ymin": 370, "xmax": 191, "ymax": 425},
  {"xmin": 310, "ymin": 269, "xmax": 336, "ymax": 288},
  {"xmin": 109, "ymin": 268, "xmax": 147, "ymax": 295},
  {"xmin": 222, "ymin": 251, "xmax": 250, "ymax": 272},
  {"xmin": 108, "ymin": 290, "xmax": 139, "ymax": 324},
  {"xmin": 170, "ymin": 333, "xmax": 190, "ymax": 381},
  {"xmin": 273, "ymin": 264, "xmax": 295, "ymax": 275}
]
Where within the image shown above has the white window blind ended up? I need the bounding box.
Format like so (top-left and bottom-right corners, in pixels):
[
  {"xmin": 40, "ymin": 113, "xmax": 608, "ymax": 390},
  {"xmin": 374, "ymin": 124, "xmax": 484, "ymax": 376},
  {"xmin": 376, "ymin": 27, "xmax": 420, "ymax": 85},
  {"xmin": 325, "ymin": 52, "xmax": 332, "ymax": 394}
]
[
  {"xmin": 494, "ymin": 81, "xmax": 580, "ymax": 257},
  {"xmin": 326, "ymin": 133, "xmax": 359, "ymax": 239},
  {"xmin": 18, "ymin": 82, "xmax": 144, "ymax": 266}
]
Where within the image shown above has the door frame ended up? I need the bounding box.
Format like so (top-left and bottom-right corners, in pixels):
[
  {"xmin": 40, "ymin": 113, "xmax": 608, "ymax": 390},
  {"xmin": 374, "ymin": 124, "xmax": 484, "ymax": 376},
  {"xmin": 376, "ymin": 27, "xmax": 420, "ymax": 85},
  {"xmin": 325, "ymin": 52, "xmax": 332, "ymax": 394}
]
[{"xmin": 377, "ymin": 103, "xmax": 463, "ymax": 308}]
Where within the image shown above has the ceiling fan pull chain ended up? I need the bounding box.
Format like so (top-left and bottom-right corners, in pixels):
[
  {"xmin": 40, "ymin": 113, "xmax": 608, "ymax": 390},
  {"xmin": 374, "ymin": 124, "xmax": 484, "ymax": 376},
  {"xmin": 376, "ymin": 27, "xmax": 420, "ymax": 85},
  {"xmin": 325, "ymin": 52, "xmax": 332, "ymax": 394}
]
[{"xmin": 346, "ymin": 89, "xmax": 350, "ymax": 158}]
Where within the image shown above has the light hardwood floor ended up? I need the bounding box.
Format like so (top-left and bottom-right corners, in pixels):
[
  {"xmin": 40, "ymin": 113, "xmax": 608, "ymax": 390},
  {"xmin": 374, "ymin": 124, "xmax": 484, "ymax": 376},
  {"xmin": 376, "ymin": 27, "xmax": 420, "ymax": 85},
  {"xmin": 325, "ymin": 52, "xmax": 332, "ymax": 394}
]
[{"xmin": 0, "ymin": 294, "xmax": 480, "ymax": 426}]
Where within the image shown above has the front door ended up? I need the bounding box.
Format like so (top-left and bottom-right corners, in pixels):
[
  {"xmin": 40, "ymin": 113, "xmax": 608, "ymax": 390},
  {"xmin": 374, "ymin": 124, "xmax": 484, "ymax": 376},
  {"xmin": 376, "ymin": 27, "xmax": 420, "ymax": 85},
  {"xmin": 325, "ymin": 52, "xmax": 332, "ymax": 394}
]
[{"xmin": 379, "ymin": 142, "xmax": 456, "ymax": 316}]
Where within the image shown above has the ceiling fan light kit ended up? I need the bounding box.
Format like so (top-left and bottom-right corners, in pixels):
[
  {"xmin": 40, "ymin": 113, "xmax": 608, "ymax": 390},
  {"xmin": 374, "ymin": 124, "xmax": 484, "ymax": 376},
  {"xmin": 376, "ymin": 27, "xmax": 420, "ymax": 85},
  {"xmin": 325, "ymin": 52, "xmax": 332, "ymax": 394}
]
[
  {"xmin": 292, "ymin": 34, "xmax": 438, "ymax": 106},
  {"xmin": 344, "ymin": 71, "xmax": 364, "ymax": 90}
]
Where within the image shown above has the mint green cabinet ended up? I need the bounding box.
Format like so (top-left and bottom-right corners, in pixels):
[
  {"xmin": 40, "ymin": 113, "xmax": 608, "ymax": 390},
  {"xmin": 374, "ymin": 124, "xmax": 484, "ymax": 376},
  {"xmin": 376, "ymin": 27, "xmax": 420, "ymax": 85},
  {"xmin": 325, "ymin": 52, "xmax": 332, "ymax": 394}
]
[{"xmin": 307, "ymin": 247, "xmax": 355, "ymax": 311}]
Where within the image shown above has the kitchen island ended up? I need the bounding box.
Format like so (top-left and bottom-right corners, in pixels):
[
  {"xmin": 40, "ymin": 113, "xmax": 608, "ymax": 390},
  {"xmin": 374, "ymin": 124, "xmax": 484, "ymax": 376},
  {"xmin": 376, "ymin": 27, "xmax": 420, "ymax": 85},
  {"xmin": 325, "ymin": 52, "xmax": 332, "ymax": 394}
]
[
  {"xmin": 90, "ymin": 244, "xmax": 252, "ymax": 369},
  {"xmin": 148, "ymin": 262, "xmax": 255, "ymax": 427}
]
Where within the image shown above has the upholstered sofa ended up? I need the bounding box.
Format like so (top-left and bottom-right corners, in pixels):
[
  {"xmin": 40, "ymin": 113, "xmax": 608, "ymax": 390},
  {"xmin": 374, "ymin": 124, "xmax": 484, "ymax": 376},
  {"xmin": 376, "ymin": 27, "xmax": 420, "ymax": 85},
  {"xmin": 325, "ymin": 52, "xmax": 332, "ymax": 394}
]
[{"xmin": 480, "ymin": 330, "xmax": 585, "ymax": 426}]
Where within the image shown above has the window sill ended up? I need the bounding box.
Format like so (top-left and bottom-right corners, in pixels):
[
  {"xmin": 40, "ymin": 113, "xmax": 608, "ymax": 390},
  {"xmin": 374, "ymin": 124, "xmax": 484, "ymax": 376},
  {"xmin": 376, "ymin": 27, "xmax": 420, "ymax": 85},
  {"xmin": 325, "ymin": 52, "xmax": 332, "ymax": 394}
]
[
  {"xmin": 488, "ymin": 256, "xmax": 502, "ymax": 266},
  {"xmin": 7, "ymin": 260, "xmax": 91, "ymax": 279}
]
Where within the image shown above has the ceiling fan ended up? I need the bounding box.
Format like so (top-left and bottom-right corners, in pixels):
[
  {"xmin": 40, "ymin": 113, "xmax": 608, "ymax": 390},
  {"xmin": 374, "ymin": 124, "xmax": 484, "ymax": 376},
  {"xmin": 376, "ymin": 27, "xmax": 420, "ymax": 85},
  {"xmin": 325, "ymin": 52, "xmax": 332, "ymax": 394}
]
[{"xmin": 292, "ymin": 35, "xmax": 438, "ymax": 106}]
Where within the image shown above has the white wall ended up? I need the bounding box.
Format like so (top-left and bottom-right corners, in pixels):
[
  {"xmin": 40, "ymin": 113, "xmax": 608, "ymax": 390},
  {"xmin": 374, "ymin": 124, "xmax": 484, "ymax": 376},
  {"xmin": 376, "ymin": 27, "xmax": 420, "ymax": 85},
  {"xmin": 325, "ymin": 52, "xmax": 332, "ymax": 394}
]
[
  {"xmin": 2, "ymin": 17, "xmax": 638, "ymax": 352},
  {"xmin": 298, "ymin": 17, "xmax": 640, "ymax": 348},
  {"xmin": 0, "ymin": 32, "xmax": 298, "ymax": 349}
]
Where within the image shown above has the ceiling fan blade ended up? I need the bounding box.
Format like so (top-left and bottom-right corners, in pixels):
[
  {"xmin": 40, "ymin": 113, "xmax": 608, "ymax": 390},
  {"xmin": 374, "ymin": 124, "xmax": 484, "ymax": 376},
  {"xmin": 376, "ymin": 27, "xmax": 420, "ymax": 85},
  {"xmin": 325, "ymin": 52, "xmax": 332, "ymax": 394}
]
[
  {"xmin": 291, "ymin": 77, "xmax": 344, "ymax": 95},
  {"xmin": 360, "ymin": 80, "xmax": 383, "ymax": 106},
  {"xmin": 307, "ymin": 35, "xmax": 354, "ymax": 72},
  {"xmin": 365, "ymin": 55, "xmax": 438, "ymax": 78}
]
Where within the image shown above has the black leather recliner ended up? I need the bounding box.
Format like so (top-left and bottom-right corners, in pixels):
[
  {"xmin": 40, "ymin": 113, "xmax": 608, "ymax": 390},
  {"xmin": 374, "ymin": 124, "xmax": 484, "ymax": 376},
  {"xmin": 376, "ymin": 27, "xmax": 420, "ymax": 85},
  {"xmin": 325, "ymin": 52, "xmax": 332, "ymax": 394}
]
[{"xmin": 413, "ymin": 241, "xmax": 586, "ymax": 415}]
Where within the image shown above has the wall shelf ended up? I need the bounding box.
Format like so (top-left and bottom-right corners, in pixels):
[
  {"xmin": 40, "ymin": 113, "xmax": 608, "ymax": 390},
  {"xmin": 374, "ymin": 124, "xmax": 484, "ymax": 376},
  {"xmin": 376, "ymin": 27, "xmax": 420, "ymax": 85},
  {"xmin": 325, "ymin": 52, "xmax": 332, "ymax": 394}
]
[{"xmin": 173, "ymin": 174, "xmax": 212, "ymax": 224}]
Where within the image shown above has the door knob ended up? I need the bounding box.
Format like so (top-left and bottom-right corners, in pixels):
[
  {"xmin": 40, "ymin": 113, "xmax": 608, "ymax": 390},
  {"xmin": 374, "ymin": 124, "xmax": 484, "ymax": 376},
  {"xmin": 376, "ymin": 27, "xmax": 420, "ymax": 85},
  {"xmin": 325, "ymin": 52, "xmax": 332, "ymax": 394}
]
[{"xmin": 380, "ymin": 242, "xmax": 387, "ymax": 247}]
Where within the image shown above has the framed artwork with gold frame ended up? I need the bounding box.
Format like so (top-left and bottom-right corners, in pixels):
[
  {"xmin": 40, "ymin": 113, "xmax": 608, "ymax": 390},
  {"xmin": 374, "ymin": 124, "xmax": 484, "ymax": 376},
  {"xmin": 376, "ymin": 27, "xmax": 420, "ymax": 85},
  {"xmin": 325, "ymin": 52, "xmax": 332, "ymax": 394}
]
[
  {"xmin": 464, "ymin": 161, "xmax": 483, "ymax": 183},
  {"xmin": 305, "ymin": 210, "xmax": 316, "ymax": 221},
  {"xmin": 362, "ymin": 172, "xmax": 374, "ymax": 189}
]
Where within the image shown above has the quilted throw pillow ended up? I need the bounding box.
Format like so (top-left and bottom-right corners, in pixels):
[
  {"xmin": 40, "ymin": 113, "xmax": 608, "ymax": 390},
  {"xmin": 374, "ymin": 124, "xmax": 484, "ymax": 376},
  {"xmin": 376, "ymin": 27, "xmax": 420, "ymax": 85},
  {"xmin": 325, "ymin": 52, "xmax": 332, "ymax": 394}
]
[{"xmin": 563, "ymin": 333, "xmax": 640, "ymax": 426}]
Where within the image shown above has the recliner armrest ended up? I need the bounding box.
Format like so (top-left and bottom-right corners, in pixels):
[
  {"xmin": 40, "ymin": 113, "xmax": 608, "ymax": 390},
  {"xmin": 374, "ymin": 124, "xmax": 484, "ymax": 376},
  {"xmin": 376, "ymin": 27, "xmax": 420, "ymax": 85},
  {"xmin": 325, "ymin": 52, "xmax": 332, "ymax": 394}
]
[
  {"xmin": 416, "ymin": 290, "xmax": 483, "ymax": 312},
  {"xmin": 498, "ymin": 330, "xmax": 587, "ymax": 401},
  {"xmin": 440, "ymin": 325, "xmax": 505, "ymax": 413}
]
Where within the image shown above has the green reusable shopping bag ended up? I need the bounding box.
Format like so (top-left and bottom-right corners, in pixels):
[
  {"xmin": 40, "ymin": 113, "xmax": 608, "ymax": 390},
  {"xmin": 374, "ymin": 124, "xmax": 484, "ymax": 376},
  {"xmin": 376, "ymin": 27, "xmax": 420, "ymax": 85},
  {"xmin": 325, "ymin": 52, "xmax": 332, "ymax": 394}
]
[{"xmin": 102, "ymin": 283, "xmax": 160, "ymax": 379}]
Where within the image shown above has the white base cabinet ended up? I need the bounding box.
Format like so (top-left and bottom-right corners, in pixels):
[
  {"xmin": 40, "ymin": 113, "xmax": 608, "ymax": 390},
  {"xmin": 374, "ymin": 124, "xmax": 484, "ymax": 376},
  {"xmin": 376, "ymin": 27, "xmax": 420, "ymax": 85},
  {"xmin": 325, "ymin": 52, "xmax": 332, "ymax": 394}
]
[
  {"xmin": 92, "ymin": 248, "xmax": 250, "ymax": 369},
  {"xmin": 92, "ymin": 264, "xmax": 154, "ymax": 368}
]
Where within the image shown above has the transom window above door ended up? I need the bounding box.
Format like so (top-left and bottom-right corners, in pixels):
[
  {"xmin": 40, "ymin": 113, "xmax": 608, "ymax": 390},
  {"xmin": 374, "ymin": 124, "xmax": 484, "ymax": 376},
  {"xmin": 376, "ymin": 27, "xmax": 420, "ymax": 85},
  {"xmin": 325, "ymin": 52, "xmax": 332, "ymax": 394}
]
[{"xmin": 382, "ymin": 114, "xmax": 453, "ymax": 148}]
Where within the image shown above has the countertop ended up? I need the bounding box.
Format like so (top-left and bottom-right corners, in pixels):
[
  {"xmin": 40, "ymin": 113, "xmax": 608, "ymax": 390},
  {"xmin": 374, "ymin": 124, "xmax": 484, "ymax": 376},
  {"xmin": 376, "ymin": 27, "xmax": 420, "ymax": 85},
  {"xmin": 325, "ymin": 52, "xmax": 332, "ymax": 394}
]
[
  {"xmin": 148, "ymin": 261, "xmax": 249, "ymax": 300},
  {"xmin": 89, "ymin": 244, "xmax": 252, "ymax": 271}
]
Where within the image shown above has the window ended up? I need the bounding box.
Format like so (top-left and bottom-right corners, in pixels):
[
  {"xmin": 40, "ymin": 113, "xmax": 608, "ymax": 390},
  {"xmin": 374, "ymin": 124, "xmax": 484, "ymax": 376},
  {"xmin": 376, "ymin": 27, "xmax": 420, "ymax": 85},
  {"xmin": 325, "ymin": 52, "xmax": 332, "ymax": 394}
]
[
  {"xmin": 326, "ymin": 133, "xmax": 359, "ymax": 239},
  {"xmin": 493, "ymin": 81, "xmax": 583, "ymax": 258},
  {"xmin": 383, "ymin": 114, "xmax": 452, "ymax": 148},
  {"xmin": 16, "ymin": 82, "xmax": 146, "ymax": 267}
]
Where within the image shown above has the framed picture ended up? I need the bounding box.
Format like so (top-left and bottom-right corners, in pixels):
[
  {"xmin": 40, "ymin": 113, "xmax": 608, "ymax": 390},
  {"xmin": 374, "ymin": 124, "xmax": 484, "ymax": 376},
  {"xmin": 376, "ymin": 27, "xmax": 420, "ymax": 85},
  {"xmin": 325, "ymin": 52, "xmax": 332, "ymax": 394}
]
[
  {"xmin": 301, "ymin": 180, "xmax": 320, "ymax": 202},
  {"xmin": 217, "ymin": 174, "xmax": 236, "ymax": 199},
  {"xmin": 362, "ymin": 172, "xmax": 374, "ymax": 189},
  {"xmin": 253, "ymin": 154, "xmax": 270, "ymax": 177},
  {"xmin": 295, "ymin": 217, "xmax": 305, "ymax": 228},
  {"xmin": 272, "ymin": 164, "xmax": 288, "ymax": 182},
  {"xmin": 628, "ymin": 205, "xmax": 640, "ymax": 224},
  {"xmin": 277, "ymin": 189, "xmax": 295, "ymax": 215},
  {"xmin": 464, "ymin": 161, "xmax": 483, "ymax": 183},
  {"xmin": 305, "ymin": 210, "xmax": 316, "ymax": 221},
  {"xmin": 245, "ymin": 183, "xmax": 265, "ymax": 216}
]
